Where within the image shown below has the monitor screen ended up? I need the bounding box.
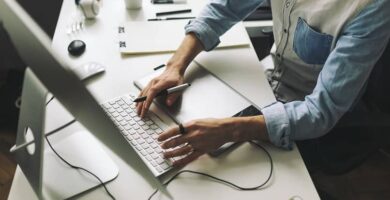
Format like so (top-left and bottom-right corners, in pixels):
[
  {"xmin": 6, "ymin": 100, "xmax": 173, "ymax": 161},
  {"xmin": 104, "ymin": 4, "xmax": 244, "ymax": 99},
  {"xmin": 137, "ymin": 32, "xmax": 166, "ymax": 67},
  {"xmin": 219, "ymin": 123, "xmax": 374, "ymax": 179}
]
[{"xmin": 16, "ymin": 0, "xmax": 63, "ymax": 38}]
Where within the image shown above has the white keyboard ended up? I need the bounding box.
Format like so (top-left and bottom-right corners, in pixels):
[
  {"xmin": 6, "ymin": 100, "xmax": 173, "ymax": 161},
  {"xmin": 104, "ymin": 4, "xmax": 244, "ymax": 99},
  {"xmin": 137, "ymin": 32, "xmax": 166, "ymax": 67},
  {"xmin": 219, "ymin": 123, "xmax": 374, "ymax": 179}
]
[{"xmin": 101, "ymin": 94, "xmax": 173, "ymax": 176}]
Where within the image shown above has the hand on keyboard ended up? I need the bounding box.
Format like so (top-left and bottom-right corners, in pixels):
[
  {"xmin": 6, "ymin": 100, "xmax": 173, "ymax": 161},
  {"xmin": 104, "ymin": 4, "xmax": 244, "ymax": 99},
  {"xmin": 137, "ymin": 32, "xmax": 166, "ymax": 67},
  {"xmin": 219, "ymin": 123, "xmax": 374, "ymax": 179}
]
[
  {"xmin": 136, "ymin": 66, "xmax": 184, "ymax": 118},
  {"xmin": 158, "ymin": 118, "xmax": 236, "ymax": 167}
]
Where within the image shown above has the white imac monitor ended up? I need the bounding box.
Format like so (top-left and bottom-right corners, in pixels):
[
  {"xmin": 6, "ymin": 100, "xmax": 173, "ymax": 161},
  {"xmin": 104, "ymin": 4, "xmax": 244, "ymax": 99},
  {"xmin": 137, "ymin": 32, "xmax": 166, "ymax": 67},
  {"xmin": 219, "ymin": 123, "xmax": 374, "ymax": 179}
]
[{"xmin": 0, "ymin": 0, "xmax": 161, "ymax": 199}]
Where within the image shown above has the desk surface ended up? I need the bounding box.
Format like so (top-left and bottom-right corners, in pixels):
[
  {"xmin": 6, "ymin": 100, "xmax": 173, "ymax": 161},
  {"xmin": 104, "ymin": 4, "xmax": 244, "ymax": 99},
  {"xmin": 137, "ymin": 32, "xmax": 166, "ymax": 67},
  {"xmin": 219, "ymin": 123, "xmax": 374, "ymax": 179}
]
[{"xmin": 8, "ymin": 0, "xmax": 319, "ymax": 199}]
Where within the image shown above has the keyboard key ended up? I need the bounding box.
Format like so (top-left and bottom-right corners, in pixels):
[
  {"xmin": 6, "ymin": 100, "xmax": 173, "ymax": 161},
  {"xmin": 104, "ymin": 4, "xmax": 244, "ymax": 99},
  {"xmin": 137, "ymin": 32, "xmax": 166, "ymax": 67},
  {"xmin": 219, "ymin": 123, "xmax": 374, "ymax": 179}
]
[
  {"xmin": 138, "ymin": 129, "xmax": 146, "ymax": 135},
  {"xmin": 120, "ymin": 121, "xmax": 127, "ymax": 126},
  {"xmin": 121, "ymin": 97, "xmax": 132, "ymax": 105},
  {"xmin": 103, "ymin": 103, "xmax": 111, "ymax": 109},
  {"xmin": 129, "ymin": 129, "xmax": 137, "ymax": 135},
  {"xmin": 133, "ymin": 124, "xmax": 140, "ymax": 130},
  {"xmin": 122, "ymin": 130, "xmax": 129, "ymax": 136},
  {"xmin": 130, "ymin": 140, "xmax": 137, "ymax": 146},
  {"xmin": 151, "ymin": 143, "xmax": 158, "ymax": 149},
  {"xmin": 134, "ymin": 116, "xmax": 141, "ymax": 121},
  {"xmin": 124, "ymin": 124, "xmax": 132, "ymax": 130},
  {"xmin": 124, "ymin": 116, "xmax": 131, "ymax": 121},
  {"xmin": 141, "ymin": 132, "xmax": 149, "ymax": 139},
  {"xmin": 156, "ymin": 128, "xmax": 163, "ymax": 134},
  {"xmin": 133, "ymin": 134, "xmax": 140, "ymax": 139},
  {"xmin": 141, "ymin": 124, "xmax": 149, "ymax": 130},
  {"xmin": 145, "ymin": 120, "xmax": 154, "ymax": 125},
  {"xmin": 126, "ymin": 134, "xmax": 133, "ymax": 140},
  {"xmin": 156, "ymin": 166, "xmax": 163, "ymax": 173},
  {"xmin": 160, "ymin": 162, "xmax": 170, "ymax": 170},
  {"xmin": 155, "ymin": 148, "xmax": 163, "ymax": 154},
  {"xmin": 151, "ymin": 153, "xmax": 159, "ymax": 160},
  {"xmin": 139, "ymin": 121, "xmax": 146, "ymax": 126},
  {"xmin": 141, "ymin": 143, "xmax": 149, "ymax": 149},
  {"xmin": 156, "ymin": 157, "xmax": 165, "ymax": 165},
  {"xmin": 135, "ymin": 145, "xmax": 142, "ymax": 151},
  {"xmin": 150, "ymin": 161, "xmax": 158, "ymax": 167},
  {"xmin": 116, "ymin": 116, "xmax": 123, "ymax": 122},
  {"xmin": 140, "ymin": 150, "xmax": 147, "ymax": 156},
  {"xmin": 146, "ymin": 148, "xmax": 154, "ymax": 154},
  {"xmin": 137, "ymin": 138, "xmax": 145, "ymax": 144},
  {"xmin": 112, "ymin": 112, "xmax": 119, "ymax": 117},
  {"xmin": 150, "ymin": 125, "xmax": 159, "ymax": 130},
  {"xmin": 147, "ymin": 130, "xmax": 155, "ymax": 135},
  {"xmin": 146, "ymin": 138, "xmax": 154, "ymax": 144},
  {"xmin": 145, "ymin": 155, "xmax": 152, "ymax": 161}
]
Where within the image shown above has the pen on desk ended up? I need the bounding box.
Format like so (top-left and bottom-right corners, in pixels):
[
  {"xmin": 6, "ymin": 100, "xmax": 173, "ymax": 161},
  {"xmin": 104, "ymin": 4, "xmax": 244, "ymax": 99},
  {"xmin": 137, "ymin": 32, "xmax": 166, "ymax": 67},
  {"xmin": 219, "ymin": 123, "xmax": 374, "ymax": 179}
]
[
  {"xmin": 153, "ymin": 64, "xmax": 166, "ymax": 70},
  {"xmin": 156, "ymin": 9, "xmax": 192, "ymax": 17},
  {"xmin": 133, "ymin": 83, "xmax": 191, "ymax": 102},
  {"xmin": 151, "ymin": 0, "xmax": 187, "ymax": 4},
  {"xmin": 148, "ymin": 17, "xmax": 195, "ymax": 21}
]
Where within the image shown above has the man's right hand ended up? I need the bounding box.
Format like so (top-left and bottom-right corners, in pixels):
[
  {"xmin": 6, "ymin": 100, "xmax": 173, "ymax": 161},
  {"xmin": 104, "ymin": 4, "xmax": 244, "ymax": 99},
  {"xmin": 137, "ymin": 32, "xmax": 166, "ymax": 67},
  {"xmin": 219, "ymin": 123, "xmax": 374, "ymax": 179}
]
[
  {"xmin": 136, "ymin": 66, "xmax": 184, "ymax": 118},
  {"xmin": 136, "ymin": 33, "xmax": 204, "ymax": 118}
]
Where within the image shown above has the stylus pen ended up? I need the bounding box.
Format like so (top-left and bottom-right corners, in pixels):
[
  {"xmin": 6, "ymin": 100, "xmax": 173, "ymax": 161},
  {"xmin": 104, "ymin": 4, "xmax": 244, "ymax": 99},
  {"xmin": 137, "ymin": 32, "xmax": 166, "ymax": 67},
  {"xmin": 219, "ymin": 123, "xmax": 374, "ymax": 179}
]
[
  {"xmin": 133, "ymin": 83, "xmax": 191, "ymax": 102},
  {"xmin": 156, "ymin": 9, "xmax": 192, "ymax": 17},
  {"xmin": 148, "ymin": 17, "xmax": 195, "ymax": 21}
]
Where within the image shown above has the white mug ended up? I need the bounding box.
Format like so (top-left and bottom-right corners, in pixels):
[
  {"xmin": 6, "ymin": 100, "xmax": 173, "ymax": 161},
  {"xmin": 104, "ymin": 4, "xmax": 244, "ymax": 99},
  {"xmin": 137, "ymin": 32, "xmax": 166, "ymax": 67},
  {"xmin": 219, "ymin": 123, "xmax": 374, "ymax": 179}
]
[{"xmin": 124, "ymin": 0, "xmax": 142, "ymax": 9}]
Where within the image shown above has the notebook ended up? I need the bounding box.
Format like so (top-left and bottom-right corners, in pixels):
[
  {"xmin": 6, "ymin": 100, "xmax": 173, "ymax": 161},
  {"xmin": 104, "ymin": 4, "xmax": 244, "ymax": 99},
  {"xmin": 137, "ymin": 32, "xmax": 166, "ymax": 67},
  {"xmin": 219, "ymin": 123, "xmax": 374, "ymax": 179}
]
[{"xmin": 118, "ymin": 21, "xmax": 250, "ymax": 55}]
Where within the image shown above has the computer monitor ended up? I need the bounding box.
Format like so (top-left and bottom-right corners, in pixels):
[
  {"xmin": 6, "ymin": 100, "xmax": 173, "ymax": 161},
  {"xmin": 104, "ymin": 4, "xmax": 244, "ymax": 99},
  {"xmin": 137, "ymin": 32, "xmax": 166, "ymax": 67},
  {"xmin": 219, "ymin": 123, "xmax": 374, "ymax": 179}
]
[{"xmin": 0, "ymin": 0, "xmax": 161, "ymax": 199}]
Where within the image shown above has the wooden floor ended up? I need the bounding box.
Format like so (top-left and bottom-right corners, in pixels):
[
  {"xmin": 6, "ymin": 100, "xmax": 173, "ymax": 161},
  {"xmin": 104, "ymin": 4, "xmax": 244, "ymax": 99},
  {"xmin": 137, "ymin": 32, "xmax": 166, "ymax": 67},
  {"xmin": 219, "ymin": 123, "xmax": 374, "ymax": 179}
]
[
  {"xmin": 0, "ymin": 129, "xmax": 389, "ymax": 200},
  {"xmin": 0, "ymin": 130, "xmax": 16, "ymax": 200}
]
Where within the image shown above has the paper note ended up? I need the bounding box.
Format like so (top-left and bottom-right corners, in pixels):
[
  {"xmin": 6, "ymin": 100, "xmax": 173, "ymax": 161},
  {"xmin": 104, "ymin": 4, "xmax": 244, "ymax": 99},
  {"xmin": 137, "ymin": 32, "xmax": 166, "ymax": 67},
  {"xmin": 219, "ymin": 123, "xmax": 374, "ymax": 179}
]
[{"xmin": 118, "ymin": 21, "xmax": 250, "ymax": 55}]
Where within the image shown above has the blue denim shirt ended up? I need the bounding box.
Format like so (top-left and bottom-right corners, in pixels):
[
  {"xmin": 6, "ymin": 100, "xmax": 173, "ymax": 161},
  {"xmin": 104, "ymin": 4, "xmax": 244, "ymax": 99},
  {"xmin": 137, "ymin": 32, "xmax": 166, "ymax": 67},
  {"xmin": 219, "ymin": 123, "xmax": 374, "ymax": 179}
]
[{"xmin": 185, "ymin": 0, "xmax": 390, "ymax": 149}]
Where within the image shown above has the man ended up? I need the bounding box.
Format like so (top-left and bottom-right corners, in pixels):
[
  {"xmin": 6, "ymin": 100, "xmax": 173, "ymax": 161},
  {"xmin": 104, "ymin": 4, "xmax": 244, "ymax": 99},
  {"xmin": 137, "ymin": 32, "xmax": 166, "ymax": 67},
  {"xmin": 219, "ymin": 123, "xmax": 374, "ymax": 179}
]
[{"xmin": 136, "ymin": 0, "xmax": 390, "ymax": 167}]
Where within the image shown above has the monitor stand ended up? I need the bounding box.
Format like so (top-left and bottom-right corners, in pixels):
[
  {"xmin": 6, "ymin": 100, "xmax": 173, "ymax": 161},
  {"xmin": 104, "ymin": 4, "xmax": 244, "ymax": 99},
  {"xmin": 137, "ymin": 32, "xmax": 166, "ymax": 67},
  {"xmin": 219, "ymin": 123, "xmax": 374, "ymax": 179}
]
[{"xmin": 11, "ymin": 68, "xmax": 119, "ymax": 199}]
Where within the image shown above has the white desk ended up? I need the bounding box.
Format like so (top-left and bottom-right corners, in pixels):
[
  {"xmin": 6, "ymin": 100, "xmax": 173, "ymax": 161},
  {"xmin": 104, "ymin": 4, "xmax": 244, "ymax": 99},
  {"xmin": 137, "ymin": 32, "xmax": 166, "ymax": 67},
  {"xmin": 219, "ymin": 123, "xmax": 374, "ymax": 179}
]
[{"xmin": 8, "ymin": 0, "xmax": 320, "ymax": 199}]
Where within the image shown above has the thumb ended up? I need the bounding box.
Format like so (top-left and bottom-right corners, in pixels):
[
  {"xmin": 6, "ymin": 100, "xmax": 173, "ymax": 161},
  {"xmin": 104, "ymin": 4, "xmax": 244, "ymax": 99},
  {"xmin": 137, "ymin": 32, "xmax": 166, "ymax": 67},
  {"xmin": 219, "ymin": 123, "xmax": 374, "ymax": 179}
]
[{"xmin": 166, "ymin": 93, "xmax": 181, "ymax": 106}]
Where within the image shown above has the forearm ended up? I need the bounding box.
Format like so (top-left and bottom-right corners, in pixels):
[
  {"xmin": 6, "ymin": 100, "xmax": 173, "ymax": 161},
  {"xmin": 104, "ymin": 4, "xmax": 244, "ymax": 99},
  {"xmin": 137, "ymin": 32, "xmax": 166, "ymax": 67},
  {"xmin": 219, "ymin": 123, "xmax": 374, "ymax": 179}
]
[
  {"xmin": 224, "ymin": 116, "xmax": 269, "ymax": 143},
  {"xmin": 166, "ymin": 33, "xmax": 204, "ymax": 75}
]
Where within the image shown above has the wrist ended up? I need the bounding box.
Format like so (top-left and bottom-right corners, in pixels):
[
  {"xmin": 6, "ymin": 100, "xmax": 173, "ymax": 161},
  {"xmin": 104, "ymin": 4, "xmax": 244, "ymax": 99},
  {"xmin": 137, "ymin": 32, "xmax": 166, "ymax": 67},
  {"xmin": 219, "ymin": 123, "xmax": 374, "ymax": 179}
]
[
  {"xmin": 166, "ymin": 33, "xmax": 203, "ymax": 76},
  {"xmin": 166, "ymin": 60, "xmax": 186, "ymax": 76},
  {"xmin": 229, "ymin": 116, "xmax": 268, "ymax": 143}
]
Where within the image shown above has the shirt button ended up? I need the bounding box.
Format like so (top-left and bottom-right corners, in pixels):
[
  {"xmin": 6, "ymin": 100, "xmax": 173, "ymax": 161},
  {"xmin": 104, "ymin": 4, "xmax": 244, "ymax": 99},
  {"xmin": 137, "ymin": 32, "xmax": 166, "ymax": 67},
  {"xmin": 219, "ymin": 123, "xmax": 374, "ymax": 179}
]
[
  {"xmin": 283, "ymin": 29, "xmax": 287, "ymax": 33},
  {"xmin": 286, "ymin": 2, "xmax": 291, "ymax": 8},
  {"xmin": 277, "ymin": 53, "xmax": 281, "ymax": 58}
]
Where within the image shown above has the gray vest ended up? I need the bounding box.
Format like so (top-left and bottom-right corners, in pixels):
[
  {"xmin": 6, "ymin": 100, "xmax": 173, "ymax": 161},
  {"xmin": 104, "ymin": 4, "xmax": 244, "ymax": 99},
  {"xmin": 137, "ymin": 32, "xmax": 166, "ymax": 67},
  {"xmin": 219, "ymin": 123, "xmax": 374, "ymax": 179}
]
[{"xmin": 269, "ymin": 0, "xmax": 372, "ymax": 102}]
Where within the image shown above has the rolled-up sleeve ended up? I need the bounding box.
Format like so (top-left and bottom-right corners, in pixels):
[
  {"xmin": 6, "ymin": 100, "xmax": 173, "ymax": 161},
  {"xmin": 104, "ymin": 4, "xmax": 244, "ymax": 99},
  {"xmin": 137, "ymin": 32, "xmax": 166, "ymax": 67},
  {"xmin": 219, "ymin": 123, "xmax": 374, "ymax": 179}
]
[
  {"xmin": 261, "ymin": 0, "xmax": 390, "ymax": 149},
  {"xmin": 185, "ymin": 0, "xmax": 264, "ymax": 51}
]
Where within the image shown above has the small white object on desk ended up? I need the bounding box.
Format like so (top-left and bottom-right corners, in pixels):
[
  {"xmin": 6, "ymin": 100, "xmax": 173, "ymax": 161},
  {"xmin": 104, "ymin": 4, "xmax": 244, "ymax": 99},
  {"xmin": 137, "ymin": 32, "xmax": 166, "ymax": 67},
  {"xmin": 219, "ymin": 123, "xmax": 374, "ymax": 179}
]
[
  {"xmin": 73, "ymin": 62, "xmax": 106, "ymax": 80},
  {"xmin": 124, "ymin": 0, "xmax": 142, "ymax": 9}
]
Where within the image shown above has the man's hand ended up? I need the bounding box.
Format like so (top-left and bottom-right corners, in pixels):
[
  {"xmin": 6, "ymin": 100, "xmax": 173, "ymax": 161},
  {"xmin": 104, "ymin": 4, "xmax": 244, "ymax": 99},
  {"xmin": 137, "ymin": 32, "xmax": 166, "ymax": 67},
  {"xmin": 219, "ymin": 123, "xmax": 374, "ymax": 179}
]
[
  {"xmin": 136, "ymin": 67, "xmax": 184, "ymax": 118},
  {"xmin": 136, "ymin": 33, "xmax": 204, "ymax": 118},
  {"xmin": 158, "ymin": 116, "xmax": 268, "ymax": 167}
]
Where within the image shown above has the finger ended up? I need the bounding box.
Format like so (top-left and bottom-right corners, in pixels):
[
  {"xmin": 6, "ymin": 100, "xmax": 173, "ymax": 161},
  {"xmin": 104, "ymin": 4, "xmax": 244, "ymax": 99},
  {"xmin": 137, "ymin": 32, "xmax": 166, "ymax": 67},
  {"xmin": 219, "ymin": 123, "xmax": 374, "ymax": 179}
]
[
  {"xmin": 141, "ymin": 85, "xmax": 162, "ymax": 118},
  {"xmin": 166, "ymin": 92, "xmax": 181, "ymax": 107},
  {"xmin": 161, "ymin": 135, "xmax": 190, "ymax": 149},
  {"xmin": 136, "ymin": 85, "xmax": 150, "ymax": 115},
  {"xmin": 158, "ymin": 125, "xmax": 181, "ymax": 142},
  {"xmin": 173, "ymin": 152, "xmax": 203, "ymax": 167},
  {"xmin": 163, "ymin": 144, "xmax": 194, "ymax": 158}
]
